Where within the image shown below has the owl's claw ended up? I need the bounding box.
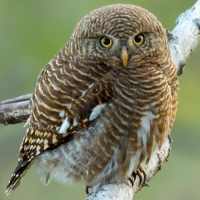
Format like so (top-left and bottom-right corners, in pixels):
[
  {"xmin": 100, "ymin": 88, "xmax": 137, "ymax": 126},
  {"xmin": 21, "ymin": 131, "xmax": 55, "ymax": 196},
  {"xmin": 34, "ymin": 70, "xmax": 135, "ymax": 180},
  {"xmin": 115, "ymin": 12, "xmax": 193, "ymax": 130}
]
[
  {"xmin": 85, "ymin": 185, "xmax": 91, "ymax": 194},
  {"xmin": 136, "ymin": 166, "xmax": 149, "ymax": 187},
  {"xmin": 128, "ymin": 177, "xmax": 134, "ymax": 187},
  {"xmin": 142, "ymin": 182, "xmax": 149, "ymax": 187}
]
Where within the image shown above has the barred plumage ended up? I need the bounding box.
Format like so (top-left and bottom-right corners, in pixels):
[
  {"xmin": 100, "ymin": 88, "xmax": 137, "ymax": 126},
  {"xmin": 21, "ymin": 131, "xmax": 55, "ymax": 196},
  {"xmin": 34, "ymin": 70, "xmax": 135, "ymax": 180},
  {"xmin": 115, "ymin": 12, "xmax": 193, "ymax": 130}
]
[{"xmin": 6, "ymin": 4, "xmax": 178, "ymax": 195}]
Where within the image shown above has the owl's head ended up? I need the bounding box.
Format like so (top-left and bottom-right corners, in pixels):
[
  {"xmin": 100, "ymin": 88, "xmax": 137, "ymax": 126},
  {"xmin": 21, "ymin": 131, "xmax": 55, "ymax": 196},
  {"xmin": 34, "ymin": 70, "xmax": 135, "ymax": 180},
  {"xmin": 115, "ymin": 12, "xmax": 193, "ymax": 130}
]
[{"xmin": 67, "ymin": 4, "xmax": 169, "ymax": 67}]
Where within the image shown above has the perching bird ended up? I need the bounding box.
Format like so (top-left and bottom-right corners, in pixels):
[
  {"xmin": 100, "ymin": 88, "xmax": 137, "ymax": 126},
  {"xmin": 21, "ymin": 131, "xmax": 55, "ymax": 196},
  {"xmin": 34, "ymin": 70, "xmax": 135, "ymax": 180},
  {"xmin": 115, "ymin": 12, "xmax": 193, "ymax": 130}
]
[{"xmin": 6, "ymin": 4, "xmax": 179, "ymax": 195}]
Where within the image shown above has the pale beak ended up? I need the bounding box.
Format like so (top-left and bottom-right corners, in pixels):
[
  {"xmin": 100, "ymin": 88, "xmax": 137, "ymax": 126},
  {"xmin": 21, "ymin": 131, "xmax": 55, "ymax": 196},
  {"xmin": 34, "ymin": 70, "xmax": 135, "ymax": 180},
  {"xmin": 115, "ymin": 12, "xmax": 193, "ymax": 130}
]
[{"xmin": 121, "ymin": 47, "xmax": 128, "ymax": 67}]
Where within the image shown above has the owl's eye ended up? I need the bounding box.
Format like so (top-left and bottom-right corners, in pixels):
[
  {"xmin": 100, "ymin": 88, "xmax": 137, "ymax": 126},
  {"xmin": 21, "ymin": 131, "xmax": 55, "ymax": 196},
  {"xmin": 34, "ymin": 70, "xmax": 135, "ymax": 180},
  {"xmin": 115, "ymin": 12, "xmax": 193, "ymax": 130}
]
[
  {"xmin": 133, "ymin": 34, "xmax": 145, "ymax": 45},
  {"xmin": 100, "ymin": 37, "xmax": 112, "ymax": 48}
]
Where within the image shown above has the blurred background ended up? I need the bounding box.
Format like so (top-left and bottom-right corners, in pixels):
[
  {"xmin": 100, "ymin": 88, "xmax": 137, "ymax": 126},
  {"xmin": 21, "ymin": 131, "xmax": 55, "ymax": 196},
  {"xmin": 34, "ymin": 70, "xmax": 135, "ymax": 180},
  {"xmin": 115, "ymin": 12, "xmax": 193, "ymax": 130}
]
[{"xmin": 0, "ymin": 0, "xmax": 199, "ymax": 199}]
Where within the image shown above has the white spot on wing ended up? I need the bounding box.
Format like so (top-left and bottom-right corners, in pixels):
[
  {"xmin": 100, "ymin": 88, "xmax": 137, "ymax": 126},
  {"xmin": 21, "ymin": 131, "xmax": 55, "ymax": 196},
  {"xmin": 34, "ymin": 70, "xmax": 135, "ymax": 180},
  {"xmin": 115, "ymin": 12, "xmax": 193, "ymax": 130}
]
[
  {"xmin": 24, "ymin": 117, "xmax": 30, "ymax": 127},
  {"xmin": 25, "ymin": 137, "xmax": 28, "ymax": 143},
  {"xmin": 30, "ymin": 145, "xmax": 34, "ymax": 150},
  {"xmin": 81, "ymin": 83, "xmax": 95, "ymax": 97},
  {"xmin": 44, "ymin": 139, "xmax": 49, "ymax": 149},
  {"xmin": 82, "ymin": 90, "xmax": 87, "ymax": 97},
  {"xmin": 89, "ymin": 103, "xmax": 106, "ymax": 121},
  {"xmin": 34, "ymin": 93, "xmax": 40, "ymax": 103},
  {"xmin": 37, "ymin": 145, "xmax": 41, "ymax": 151},
  {"xmin": 25, "ymin": 128, "xmax": 30, "ymax": 134},
  {"xmin": 38, "ymin": 83, "xmax": 43, "ymax": 93},
  {"xmin": 59, "ymin": 110, "xmax": 65, "ymax": 118},
  {"xmin": 58, "ymin": 117, "xmax": 70, "ymax": 134},
  {"xmin": 73, "ymin": 119, "xmax": 78, "ymax": 126},
  {"xmin": 67, "ymin": 103, "xmax": 72, "ymax": 109},
  {"xmin": 36, "ymin": 138, "xmax": 40, "ymax": 143},
  {"xmin": 168, "ymin": 84, "xmax": 171, "ymax": 92},
  {"xmin": 89, "ymin": 83, "xmax": 94, "ymax": 89},
  {"xmin": 39, "ymin": 139, "xmax": 44, "ymax": 144},
  {"xmin": 52, "ymin": 83, "xmax": 59, "ymax": 91},
  {"xmin": 83, "ymin": 118, "xmax": 88, "ymax": 122}
]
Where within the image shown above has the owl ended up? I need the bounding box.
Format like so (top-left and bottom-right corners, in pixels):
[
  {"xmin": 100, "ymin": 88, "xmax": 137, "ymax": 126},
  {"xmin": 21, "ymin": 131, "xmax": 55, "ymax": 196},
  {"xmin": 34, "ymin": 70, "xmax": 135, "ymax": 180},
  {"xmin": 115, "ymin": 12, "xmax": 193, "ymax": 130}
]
[{"xmin": 6, "ymin": 4, "xmax": 178, "ymax": 195}]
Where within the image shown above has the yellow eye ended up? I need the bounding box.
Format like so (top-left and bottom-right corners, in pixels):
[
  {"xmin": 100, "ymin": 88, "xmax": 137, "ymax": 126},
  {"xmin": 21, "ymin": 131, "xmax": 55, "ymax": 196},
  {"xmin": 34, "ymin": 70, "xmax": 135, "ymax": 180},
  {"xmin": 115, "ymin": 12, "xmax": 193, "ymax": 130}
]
[
  {"xmin": 133, "ymin": 34, "xmax": 145, "ymax": 45},
  {"xmin": 100, "ymin": 36, "xmax": 112, "ymax": 48}
]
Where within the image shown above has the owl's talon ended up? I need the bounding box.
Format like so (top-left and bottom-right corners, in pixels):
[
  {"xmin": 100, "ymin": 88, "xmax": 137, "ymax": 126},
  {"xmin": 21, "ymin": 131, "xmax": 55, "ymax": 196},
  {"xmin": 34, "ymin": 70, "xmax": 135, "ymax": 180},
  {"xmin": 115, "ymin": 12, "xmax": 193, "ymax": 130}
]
[
  {"xmin": 85, "ymin": 185, "xmax": 91, "ymax": 194},
  {"xmin": 137, "ymin": 169, "xmax": 143, "ymax": 185},
  {"xmin": 131, "ymin": 171, "xmax": 137, "ymax": 180},
  {"xmin": 128, "ymin": 177, "xmax": 134, "ymax": 187},
  {"xmin": 142, "ymin": 182, "xmax": 149, "ymax": 187},
  {"xmin": 136, "ymin": 166, "xmax": 147, "ymax": 186}
]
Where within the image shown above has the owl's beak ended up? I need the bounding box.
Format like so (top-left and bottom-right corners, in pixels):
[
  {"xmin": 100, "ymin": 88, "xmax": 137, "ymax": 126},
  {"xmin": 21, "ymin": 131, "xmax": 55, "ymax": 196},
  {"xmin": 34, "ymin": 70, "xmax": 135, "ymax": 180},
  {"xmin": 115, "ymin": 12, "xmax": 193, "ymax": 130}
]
[{"xmin": 121, "ymin": 47, "xmax": 128, "ymax": 67}]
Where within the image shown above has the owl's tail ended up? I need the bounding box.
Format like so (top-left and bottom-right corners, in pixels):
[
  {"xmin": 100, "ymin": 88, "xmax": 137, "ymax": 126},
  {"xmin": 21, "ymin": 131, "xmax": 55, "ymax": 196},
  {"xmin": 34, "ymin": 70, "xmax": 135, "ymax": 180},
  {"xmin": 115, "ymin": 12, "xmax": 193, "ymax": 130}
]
[{"xmin": 5, "ymin": 160, "xmax": 31, "ymax": 196}]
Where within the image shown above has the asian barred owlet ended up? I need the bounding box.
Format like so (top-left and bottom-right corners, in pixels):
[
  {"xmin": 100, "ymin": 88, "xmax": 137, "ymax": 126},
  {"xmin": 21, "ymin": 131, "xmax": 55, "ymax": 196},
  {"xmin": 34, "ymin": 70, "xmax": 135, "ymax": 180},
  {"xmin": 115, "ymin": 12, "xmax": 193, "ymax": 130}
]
[{"xmin": 6, "ymin": 4, "xmax": 178, "ymax": 195}]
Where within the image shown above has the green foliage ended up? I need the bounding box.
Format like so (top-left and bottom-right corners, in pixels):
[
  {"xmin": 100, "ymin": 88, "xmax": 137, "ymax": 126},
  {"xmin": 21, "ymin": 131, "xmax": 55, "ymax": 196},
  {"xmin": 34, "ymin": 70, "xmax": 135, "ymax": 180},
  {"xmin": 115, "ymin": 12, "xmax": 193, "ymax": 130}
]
[{"xmin": 0, "ymin": 0, "xmax": 199, "ymax": 199}]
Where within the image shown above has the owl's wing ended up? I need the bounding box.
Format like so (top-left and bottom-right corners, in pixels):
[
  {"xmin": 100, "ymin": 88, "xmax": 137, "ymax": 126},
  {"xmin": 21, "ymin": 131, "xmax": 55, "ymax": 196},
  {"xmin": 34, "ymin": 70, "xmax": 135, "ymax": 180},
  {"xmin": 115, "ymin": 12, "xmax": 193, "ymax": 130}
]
[{"xmin": 6, "ymin": 59, "xmax": 116, "ymax": 194}]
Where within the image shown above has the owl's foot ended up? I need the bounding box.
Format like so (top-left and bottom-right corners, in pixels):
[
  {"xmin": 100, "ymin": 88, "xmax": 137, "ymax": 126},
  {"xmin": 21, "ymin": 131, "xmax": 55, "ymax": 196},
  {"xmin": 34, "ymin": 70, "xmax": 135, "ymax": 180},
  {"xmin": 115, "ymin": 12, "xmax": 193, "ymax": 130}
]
[
  {"xmin": 128, "ymin": 176, "xmax": 134, "ymax": 187},
  {"xmin": 85, "ymin": 185, "xmax": 92, "ymax": 194},
  {"xmin": 131, "ymin": 166, "xmax": 149, "ymax": 187}
]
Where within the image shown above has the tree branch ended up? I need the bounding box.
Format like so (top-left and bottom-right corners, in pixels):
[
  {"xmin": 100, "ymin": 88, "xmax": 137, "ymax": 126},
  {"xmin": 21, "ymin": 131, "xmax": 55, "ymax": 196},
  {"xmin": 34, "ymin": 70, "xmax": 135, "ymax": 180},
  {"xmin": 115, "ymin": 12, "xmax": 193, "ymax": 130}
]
[
  {"xmin": 0, "ymin": 1, "xmax": 200, "ymax": 200},
  {"xmin": 0, "ymin": 94, "xmax": 31, "ymax": 125},
  {"xmin": 168, "ymin": 0, "xmax": 200, "ymax": 75}
]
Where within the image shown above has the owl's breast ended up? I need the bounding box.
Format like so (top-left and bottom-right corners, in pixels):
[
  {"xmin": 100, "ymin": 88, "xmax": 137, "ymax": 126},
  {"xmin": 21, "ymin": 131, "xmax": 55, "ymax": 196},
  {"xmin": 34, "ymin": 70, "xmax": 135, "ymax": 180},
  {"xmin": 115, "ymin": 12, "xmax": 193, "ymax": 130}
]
[{"xmin": 109, "ymin": 66, "xmax": 177, "ymax": 177}]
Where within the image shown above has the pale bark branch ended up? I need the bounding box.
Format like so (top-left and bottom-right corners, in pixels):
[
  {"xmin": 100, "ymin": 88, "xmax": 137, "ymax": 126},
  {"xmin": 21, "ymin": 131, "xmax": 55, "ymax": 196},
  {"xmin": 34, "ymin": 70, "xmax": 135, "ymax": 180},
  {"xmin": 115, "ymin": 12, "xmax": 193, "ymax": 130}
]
[
  {"xmin": 168, "ymin": 0, "xmax": 200, "ymax": 75},
  {"xmin": 0, "ymin": 94, "xmax": 31, "ymax": 125},
  {"xmin": 0, "ymin": 1, "xmax": 200, "ymax": 200}
]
